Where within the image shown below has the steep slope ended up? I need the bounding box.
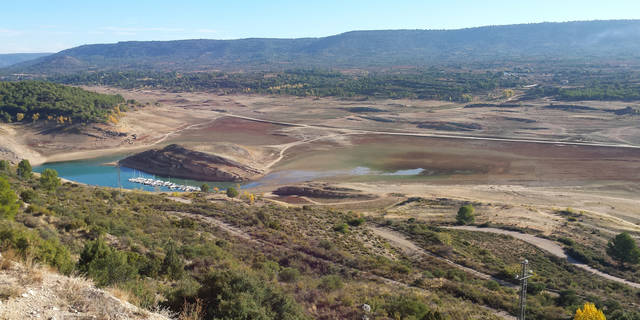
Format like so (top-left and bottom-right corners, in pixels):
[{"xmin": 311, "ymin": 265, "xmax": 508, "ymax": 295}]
[
  {"xmin": 6, "ymin": 20, "xmax": 640, "ymax": 73},
  {"xmin": 0, "ymin": 259, "xmax": 170, "ymax": 320}
]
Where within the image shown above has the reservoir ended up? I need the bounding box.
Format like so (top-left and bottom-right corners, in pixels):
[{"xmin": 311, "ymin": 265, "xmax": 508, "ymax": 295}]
[
  {"xmin": 34, "ymin": 155, "xmax": 426, "ymax": 191},
  {"xmin": 34, "ymin": 154, "xmax": 238, "ymax": 192}
]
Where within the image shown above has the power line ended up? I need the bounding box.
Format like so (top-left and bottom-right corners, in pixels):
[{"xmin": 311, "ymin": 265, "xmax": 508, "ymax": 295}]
[{"xmin": 515, "ymin": 259, "xmax": 533, "ymax": 320}]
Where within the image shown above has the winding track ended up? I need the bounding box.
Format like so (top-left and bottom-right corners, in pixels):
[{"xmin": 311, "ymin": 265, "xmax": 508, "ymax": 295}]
[
  {"xmin": 446, "ymin": 226, "xmax": 640, "ymax": 289},
  {"xmin": 368, "ymin": 226, "xmax": 516, "ymax": 287}
]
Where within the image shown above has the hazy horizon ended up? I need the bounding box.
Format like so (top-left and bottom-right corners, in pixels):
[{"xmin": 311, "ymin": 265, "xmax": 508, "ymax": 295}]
[{"xmin": 2, "ymin": 0, "xmax": 640, "ymax": 54}]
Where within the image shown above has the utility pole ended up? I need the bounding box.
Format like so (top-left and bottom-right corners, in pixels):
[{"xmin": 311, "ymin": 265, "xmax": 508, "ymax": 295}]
[{"xmin": 515, "ymin": 259, "xmax": 533, "ymax": 320}]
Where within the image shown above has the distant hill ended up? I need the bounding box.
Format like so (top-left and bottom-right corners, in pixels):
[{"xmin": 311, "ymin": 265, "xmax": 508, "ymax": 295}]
[
  {"xmin": 0, "ymin": 53, "xmax": 52, "ymax": 68},
  {"xmin": 5, "ymin": 20, "xmax": 640, "ymax": 73}
]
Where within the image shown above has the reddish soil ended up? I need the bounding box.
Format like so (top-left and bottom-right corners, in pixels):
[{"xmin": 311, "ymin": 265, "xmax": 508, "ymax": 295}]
[{"xmin": 175, "ymin": 116, "xmax": 297, "ymax": 145}]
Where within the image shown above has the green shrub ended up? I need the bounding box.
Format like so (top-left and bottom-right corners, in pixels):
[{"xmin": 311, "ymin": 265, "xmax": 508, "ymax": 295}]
[
  {"xmin": 161, "ymin": 242, "xmax": 185, "ymax": 280},
  {"xmin": 318, "ymin": 239, "xmax": 333, "ymax": 250},
  {"xmin": 259, "ymin": 260, "xmax": 280, "ymax": 281},
  {"xmin": 333, "ymin": 223, "xmax": 349, "ymax": 233},
  {"xmin": 319, "ymin": 274, "xmax": 344, "ymax": 292},
  {"xmin": 19, "ymin": 189, "xmax": 36, "ymax": 203},
  {"xmin": 78, "ymin": 237, "xmax": 139, "ymax": 286},
  {"xmin": 564, "ymin": 246, "xmax": 592, "ymax": 264},
  {"xmin": 456, "ymin": 204, "xmax": 475, "ymax": 225},
  {"xmin": 119, "ymin": 279, "xmax": 157, "ymax": 309},
  {"xmin": 226, "ymin": 187, "xmax": 239, "ymax": 198},
  {"xmin": 484, "ymin": 280, "xmax": 500, "ymax": 291},
  {"xmin": 0, "ymin": 160, "xmax": 9, "ymax": 172},
  {"xmin": 558, "ymin": 237, "xmax": 574, "ymax": 246},
  {"xmin": 0, "ymin": 224, "xmax": 74, "ymax": 274},
  {"xmin": 384, "ymin": 294, "xmax": 443, "ymax": 320},
  {"xmin": 527, "ymin": 281, "xmax": 546, "ymax": 295},
  {"xmin": 194, "ymin": 268, "xmax": 308, "ymax": 320},
  {"xmin": 347, "ymin": 217, "xmax": 365, "ymax": 227},
  {"xmin": 557, "ymin": 289, "xmax": 580, "ymax": 307},
  {"xmin": 278, "ymin": 267, "xmax": 300, "ymax": 283}
]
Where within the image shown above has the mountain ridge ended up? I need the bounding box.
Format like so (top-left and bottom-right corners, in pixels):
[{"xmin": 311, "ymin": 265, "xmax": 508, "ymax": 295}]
[{"xmin": 5, "ymin": 20, "xmax": 640, "ymax": 74}]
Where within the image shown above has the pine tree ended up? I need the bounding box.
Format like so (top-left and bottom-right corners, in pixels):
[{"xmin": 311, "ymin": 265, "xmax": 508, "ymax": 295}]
[
  {"xmin": 607, "ymin": 232, "xmax": 640, "ymax": 267},
  {"xmin": 0, "ymin": 177, "xmax": 19, "ymax": 220},
  {"xmin": 16, "ymin": 159, "xmax": 32, "ymax": 179},
  {"xmin": 40, "ymin": 168, "xmax": 61, "ymax": 192}
]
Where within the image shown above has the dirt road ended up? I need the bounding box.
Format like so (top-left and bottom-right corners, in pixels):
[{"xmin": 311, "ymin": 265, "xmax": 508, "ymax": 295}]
[
  {"xmin": 369, "ymin": 226, "xmax": 516, "ymax": 287},
  {"xmin": 211, "ymin": 111, "xmax": 640, "ymax": 151},
  {"xmin": 446, "ymin": 226, "xmax": 640, "ymax": 289}
]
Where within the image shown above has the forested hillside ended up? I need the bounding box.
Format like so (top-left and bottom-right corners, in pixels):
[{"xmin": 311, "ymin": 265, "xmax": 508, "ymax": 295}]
[
  {"xmin": 0, "ymin": 81, "xmax": 126, "ymax": 124},
  {"xmin": 52, "ymin": 69, "xmax": 520, "ymax": 101},
  {"xmin": 5, "ymin": 20, "xmax": 640, "ymax": 74}
]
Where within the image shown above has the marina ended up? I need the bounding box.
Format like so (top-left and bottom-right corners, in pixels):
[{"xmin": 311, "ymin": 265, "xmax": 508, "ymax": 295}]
[
  {"xmin": 127, "ymin": 177, "xmax": 201, "ymax": 192},
  {"xmin": 32, "ymin": 154, "xmax": 236, "ymax": 192}
]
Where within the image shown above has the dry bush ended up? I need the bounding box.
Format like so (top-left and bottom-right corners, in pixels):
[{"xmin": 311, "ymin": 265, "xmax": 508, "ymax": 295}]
[
  {"xmin": 19, "ymin": 254, "xmax": 44, "ymax": 286},
  {"xmin": 0, "ymin": 250, "xmax": 17, "ymax": 270},
  {"xmin": 152, "ymin": 306, "xmax": 177, "ymax": 319},
  {"xmin": 0, "ymin": 284, "xmax": 21, "ymax": 301},
  {"xmin": 108, "ymin": 286, "xmax": 134, "ymax": 304},
  {"xmin": 56, "ymin": 277, "xmax": 94, "ymax": 313},
  {"xmin": 20, "ymin": 267, "xmax": 43, "ymax": 286},
  {"xmin": 178, "ymin": 298, "xmax": 203, "ymax": 320}
]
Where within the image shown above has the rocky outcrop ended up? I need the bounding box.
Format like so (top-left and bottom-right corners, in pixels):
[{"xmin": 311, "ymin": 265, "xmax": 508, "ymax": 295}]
[
  {"xmin": 273, "ymin": 185, "xmax": 376, "ymax": 199},
  {"xmin": 119, "ymin": 144, "xmax": 262, "ymax": 182}
]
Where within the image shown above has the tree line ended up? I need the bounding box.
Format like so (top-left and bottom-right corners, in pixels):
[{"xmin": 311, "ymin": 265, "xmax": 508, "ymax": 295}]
[{"xmin": 51, "ymin": 69, "xmax": 521, "ymax": 102}]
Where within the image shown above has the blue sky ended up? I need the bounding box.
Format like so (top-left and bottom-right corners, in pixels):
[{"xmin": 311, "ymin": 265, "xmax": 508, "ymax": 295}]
[{"xmin": 2, "ymin": 0, "xmax": 639, "ymax": 53}]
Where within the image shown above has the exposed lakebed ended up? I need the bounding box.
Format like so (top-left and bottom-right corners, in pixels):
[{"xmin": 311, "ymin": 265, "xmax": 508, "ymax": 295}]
[{"xmin": 34, "ymin": 155, "xmax": 426, "ymax": 191}]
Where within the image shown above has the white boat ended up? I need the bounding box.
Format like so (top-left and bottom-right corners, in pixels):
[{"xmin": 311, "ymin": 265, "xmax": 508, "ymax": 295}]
[{"xmin": 128, "ymin": 176, "xmax": 200, "ymax": 192}]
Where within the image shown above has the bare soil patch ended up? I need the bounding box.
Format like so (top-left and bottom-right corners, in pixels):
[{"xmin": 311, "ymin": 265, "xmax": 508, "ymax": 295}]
[{"xmin": 174, "ymin": 116, "xmax": 297, "ymax": 146}]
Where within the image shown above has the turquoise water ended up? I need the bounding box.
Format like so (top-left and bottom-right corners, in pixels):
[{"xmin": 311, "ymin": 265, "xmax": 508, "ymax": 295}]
[
  {"xmin": 35, "ymin": 156, "xmax": 425, "ymax": 191},
  {"xmin": 34, "ymin": 154, "xmax": 238, "ymax": 192}
]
